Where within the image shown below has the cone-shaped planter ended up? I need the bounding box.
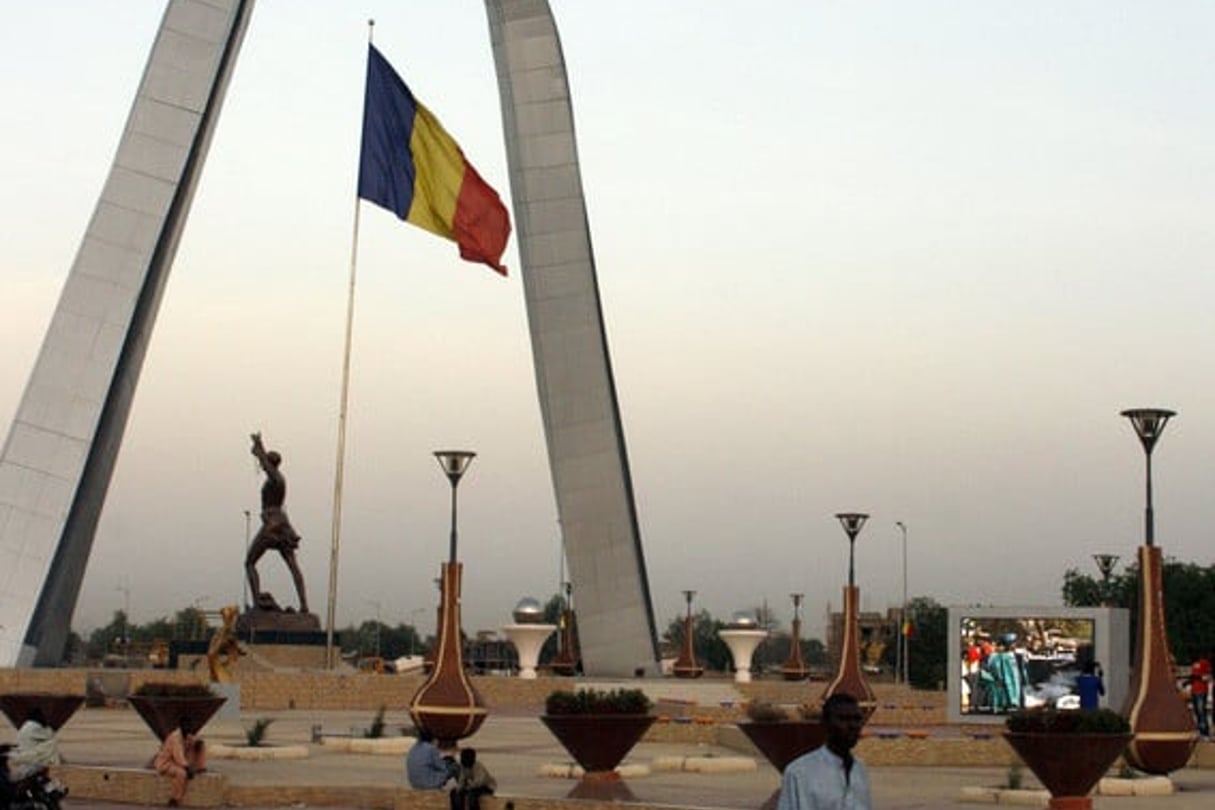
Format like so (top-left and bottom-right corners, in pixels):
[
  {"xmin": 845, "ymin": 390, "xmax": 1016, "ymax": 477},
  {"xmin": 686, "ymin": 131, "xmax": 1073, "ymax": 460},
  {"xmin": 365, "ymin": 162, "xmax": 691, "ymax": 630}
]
[
  {"xmin": 541, "ymin": 714, "xmax": 655, "ymax": 774},
  {"xmin": 738, "ymin": 721, "xmax": 827, "ymax": 772},
  {"xmin": 0, "ymin": 693, "xmax": 85, "ymax": 732},
  {"xmin": 1004, "ymin": 732, "xmax": 1131, "ymax": 809},
  {"xmin": 128, "ymin": 694, "xmax": 227, "ymax": 741}
]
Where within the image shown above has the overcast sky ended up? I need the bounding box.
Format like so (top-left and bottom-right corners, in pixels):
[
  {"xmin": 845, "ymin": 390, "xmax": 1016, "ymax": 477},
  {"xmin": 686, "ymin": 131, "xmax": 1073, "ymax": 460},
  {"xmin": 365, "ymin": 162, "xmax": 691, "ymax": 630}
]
[{"xmin": 2, "ymin": 1, "xmax": 1214, "ymax": 644}]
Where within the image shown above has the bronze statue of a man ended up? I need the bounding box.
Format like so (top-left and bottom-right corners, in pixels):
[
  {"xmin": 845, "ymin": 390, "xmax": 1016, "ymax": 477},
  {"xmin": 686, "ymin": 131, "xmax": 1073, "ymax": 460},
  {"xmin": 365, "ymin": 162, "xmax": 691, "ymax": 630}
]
[{"xmin": 245, "ymin": 433, "xmax": 309, "ymax": 613}]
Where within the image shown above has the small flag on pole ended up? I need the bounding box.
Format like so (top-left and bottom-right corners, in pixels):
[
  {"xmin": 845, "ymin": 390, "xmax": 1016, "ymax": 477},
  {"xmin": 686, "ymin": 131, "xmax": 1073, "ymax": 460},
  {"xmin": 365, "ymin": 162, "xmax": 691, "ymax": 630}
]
[
  {"xmin": 358, "ymin": 44, "xmax": 511, "ymax": 275},
  {"xmin": 902, "ymin": 620, "xmax": 915, "ymax": 639}
]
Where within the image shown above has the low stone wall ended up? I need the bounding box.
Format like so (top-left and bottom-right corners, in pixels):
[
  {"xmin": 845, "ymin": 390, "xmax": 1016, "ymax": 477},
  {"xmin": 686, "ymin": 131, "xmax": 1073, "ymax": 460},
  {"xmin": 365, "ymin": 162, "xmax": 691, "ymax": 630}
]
[
  {"xmin": 50, "ymin": 764, "xmax": 226, "ymax": 807},
  {"xmin": 0, "ymin": 668, "xmax": 947, "ymax": 721}
]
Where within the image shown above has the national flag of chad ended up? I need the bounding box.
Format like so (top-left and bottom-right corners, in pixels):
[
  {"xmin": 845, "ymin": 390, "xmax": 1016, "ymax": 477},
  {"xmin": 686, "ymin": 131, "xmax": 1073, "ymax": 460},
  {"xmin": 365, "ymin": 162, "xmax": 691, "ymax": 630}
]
[{"xmin": 358, "ymin": 44, "xmax": 511, "ymax": 275}]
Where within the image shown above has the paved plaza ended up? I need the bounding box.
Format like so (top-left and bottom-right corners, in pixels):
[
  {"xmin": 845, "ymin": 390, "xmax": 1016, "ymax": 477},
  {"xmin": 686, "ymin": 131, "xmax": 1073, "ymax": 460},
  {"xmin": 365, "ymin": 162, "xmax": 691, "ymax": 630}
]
[{"xmin": 6, "ymin": 705, "xmax": 1214, "ymax": 810}]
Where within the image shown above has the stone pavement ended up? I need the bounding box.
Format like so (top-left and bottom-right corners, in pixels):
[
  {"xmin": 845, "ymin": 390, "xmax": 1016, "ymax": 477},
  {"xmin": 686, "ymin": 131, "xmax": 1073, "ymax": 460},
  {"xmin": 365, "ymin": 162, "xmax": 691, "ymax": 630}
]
[{"xmin": 7, "ymin": 706, "xmax": 1215, "ymax": 809}]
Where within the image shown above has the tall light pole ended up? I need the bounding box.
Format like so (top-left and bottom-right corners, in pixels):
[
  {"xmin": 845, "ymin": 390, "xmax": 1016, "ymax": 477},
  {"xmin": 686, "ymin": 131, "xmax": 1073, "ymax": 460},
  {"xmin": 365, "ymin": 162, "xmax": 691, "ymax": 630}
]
[
  {"xmin": 1120, "ymin": 408, "xmax": 1174, "ymax": 546},
  {"xmin": 434, "ymin": 451, "xmax": 476, "ymax": 563},
  {"xmin": 896, "ymin": 521, "xmax": 908, "ymax": 686},
  {"xmin": 115, "ymin": 582, "xmax": 131, "ymax": 657},
  {"xmin": 365, "ymin": 598, "xmax": 382, "ymax": 658},
  {"xmin": 835, "ymin": 513, "xmax": 869, "ymax": 588},
  {"xmin": 1092, "ymin": 553, "xmax": 1120, "ymax": 607},
  {"xmin": 242, "ymin": 509, "xmax": 252, "ymax": 608}
]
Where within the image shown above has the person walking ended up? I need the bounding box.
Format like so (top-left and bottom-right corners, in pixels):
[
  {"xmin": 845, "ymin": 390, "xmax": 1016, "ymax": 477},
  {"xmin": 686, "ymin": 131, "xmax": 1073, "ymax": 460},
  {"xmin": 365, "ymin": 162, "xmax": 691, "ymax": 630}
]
[
  {"xmin": 777, "ymin": 693, "xmax": 871, "ymax": 810},
  {"xmin": 1190, "ymin": 654, "xmax": 1211, "ymax": 739},
  {"xmin": 1076, "ymin": 660, "xmax": 1106, "ymax": 710}
]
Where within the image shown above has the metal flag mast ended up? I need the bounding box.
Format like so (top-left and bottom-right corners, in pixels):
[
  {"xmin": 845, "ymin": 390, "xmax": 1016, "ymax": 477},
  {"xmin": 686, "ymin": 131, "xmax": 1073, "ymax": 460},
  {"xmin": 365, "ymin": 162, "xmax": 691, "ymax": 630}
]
[{"xmin": 325, "ymin": 18, "xmax": 375, "ymax": 669}]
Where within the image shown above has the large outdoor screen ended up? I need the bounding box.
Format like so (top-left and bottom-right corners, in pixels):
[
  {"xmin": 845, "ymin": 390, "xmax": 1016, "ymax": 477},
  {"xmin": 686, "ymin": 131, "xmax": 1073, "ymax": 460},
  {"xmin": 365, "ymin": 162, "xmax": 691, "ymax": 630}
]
[
  {"xmin": 958, "ymin": 614, "xmax": 1097, "ymax": 716},
  {"xmin": 948, "ymin": 606, "xmax": 1129, "ymax": 725}
]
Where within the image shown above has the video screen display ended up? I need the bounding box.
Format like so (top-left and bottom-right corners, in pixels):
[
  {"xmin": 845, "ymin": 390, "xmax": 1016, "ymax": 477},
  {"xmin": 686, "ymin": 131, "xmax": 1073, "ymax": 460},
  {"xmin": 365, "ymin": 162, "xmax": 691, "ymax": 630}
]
[{"xmin": 959, "ymin": 615, "xmax": 1096, "ymax": 715}]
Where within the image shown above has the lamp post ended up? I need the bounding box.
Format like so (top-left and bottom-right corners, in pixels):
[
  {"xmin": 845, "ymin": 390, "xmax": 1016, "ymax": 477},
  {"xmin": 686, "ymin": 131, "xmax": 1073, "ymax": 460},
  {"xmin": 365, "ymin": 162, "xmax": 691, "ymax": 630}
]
[
  {"xmin": 434, "ymin": 450, "xmax": 476, "ymax": 562},
  {"xmin": 242, "ymin": 509, "xmax": 251, "ymax": 608},
  {"xmin": 835, "ymin": 513, "xmax": 868, "ymax": 587},
  {"xmin": 674, "ymin": 589, "xmax": 703, "ymax": 678},
  {"xmin": 115, "ymin": 583, "xmax": 131, "ymax": 657},
  {"xmin": 896, "ymin": 521, "xmax": 908, "ymax": 686},
  {"xmin": 411, "ymin": 449, "xmax": 486, "ymax": 744},
  {"xmin": 1120, "ymin": 409, "xmax": 1174, "ymax": 546},
  {"xmin": 825, "ymin": 512, "xmax": 875, "ymax": 721},
  {"xmin": 781, "ymin": 592, "xmax": 808, "ymax": 680},
  {"xmin": 365, "ymin": 598, "xmax": 382, "ymax": 658},
  {"xmin": 1092, "ymin": 553, "xmax": 1119, "ymax": 607},
  {"xmin": 1118, "ymin": 406, "xmax": 1196, "ymax": 775}
]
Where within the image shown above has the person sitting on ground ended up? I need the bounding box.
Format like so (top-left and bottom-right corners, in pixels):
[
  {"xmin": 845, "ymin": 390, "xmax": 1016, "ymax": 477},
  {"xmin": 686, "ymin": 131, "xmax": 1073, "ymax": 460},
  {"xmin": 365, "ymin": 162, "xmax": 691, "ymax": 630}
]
[
  {"xmin": 9, "ymin": 708, "xmax": 62, "ymax": 780},
  {"xmin": 450, "ymin": 747, "xmax": 496, "ymax": 810},
  {"xmin": 406, "ymin": 728, "xmax": 456, "ymax": 790},
  {"xmin": 153, "ymin": 721, "xmax": 207, "ymax": 807},
  {"xmin": 777, "ymin": 692, "xmax": 871, "ymax": 810}
]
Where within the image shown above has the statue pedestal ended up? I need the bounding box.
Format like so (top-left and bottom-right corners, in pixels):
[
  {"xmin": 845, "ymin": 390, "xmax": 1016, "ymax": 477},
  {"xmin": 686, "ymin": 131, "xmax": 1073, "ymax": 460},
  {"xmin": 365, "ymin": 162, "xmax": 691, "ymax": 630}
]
[
  {"xmin": 719, "ymin": 629, "xmax": 768, "ymax": 683},
  {"xmin": 236, "ymin": 608, "xmax": 321, "ymax": 634},
  {"xmin": 503, "ymin": 623, "xmax": 557, "ymax": 679}
]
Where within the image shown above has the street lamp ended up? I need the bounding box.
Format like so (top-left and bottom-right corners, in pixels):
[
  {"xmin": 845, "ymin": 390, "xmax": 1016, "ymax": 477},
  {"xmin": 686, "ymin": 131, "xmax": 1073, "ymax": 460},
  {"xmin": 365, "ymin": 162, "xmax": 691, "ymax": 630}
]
[
  {"xmin": 365, "ymin": 598, "xmax": 383, "ymax": 658},
  {"xmin": 896, "ymin": 521, "xmax": 908, "ymax": 685},
  {"xmin": 115, "ymin": 583, "xmax": 131, "ymax": 657},
  {"xmin": 835, "ymin": 513, "xmax": 869, "ymax": 587},
  {"xmin": 1120, "ymin": 409, "xmax": 1175, "ymax": 547},
  {"xmin": 243, "ymin": 509, "xmax": 252, "ymax": 608},
  {"xmin": 434, "ymin": 451, "xmax": 476, "ymax": 562},
  {"xmin": 1092, "ymin": 553, "xmax": 1119, "ymax": 607}
]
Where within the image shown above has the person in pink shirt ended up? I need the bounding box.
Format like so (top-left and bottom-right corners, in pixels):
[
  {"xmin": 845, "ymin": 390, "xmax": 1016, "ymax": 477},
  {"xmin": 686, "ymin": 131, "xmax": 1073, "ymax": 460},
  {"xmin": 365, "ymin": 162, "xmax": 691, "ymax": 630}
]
[{"xmin": 154, "ymin": 722, "xmax": 206, "ymax": 807}]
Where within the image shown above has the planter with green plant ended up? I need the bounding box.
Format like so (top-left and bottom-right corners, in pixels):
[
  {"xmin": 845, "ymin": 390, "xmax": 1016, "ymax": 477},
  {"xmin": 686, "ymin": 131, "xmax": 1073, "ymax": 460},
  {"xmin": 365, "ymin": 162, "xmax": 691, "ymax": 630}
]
[
  {"xmin": 540, "ymin": 688, "xmax": 655, "ymax": 776},
  {"xmin": 1003, "ymin": 707, "xmax": 1133, "ymax": 810},
  {"xmin": 128, "ymin": 682, "xmax": 226, "ymax": 741}
]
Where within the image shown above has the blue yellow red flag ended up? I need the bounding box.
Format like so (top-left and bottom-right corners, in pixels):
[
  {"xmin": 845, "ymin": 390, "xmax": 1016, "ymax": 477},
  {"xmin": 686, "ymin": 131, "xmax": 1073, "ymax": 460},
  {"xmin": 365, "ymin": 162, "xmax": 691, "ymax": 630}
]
[{"xmin": 358, "ymin": 44, "xmax": 511, "ymax": 276}]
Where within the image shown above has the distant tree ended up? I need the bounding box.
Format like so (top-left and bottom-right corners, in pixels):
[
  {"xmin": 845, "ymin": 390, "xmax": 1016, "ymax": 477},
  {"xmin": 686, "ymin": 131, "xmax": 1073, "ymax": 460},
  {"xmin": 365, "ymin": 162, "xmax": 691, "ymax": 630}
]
[
  {"xmin": 1063, "ymin": 558, "xmax": 1215, "ymax": 664},
  {"xmin": 905, "ymin": 596, "xmax": 947, "ymax": 690}
]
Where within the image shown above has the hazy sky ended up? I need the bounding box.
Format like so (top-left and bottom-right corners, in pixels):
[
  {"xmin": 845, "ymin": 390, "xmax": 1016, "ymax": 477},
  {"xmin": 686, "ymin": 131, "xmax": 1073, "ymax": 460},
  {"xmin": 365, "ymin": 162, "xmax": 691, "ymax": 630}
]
[{"xmin": 2, "ymin": 1, "xmax": 1214, "ymax": 644}]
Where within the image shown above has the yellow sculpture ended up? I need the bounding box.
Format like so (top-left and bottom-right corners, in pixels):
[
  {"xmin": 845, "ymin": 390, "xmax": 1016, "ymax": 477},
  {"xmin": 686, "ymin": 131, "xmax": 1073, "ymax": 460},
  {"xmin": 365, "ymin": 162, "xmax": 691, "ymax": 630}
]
[{"xmin": 206, "ymin": 605, "xmax": 244, "ymax": 683}]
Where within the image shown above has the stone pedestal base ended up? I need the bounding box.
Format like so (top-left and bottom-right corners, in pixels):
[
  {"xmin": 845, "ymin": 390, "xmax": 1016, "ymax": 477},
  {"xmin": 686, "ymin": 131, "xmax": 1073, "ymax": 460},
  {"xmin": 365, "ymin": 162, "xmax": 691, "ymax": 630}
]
[{"xmin": 236, "ymin": 608, "xmax": 321, "ymax": 634}]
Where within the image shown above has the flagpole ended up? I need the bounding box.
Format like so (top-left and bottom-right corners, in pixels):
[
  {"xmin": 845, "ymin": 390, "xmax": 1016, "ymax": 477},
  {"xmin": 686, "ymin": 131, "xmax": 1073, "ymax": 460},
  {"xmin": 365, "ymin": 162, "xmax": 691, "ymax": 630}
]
[{"xmin": 326, "ymin": 19, "xmax": 374, "ymax": 670}]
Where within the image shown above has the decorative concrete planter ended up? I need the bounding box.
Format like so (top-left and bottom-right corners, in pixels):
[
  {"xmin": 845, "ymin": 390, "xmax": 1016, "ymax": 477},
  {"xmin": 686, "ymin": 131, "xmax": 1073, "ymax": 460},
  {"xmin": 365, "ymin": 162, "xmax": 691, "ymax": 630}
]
[
  {"xmin": 540, "ymin": 714, "xmax": 655, "ymax": 774},
  {"xmin": 1003, "ymin": 732, "xmax": 1133, "ymax": 810},
  {"xmin": 738, "ymin": 721, "xmax": 827, "ymax": 772},
  {"xmin": 128, "ymin": 694, "xmax": 227, "ymax": 741},
  {"xmin": 0, "ymin": 693, "xmax": 85, "ymax": 731}
]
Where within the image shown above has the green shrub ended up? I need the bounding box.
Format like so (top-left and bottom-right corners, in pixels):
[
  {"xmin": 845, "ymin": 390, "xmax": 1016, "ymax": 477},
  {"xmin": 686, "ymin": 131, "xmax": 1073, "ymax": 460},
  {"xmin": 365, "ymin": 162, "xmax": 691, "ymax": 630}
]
[
  {"xmin": 544, "ymin": 688, "xmax": 652, "ymax": 715},
  {"xmin": 245, "ymin": 717, "xmax": 274, "ymax": 747},
  {"xmin": 1005, "ymin": 707, "xmax": 1130, "ymax": 734}
]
